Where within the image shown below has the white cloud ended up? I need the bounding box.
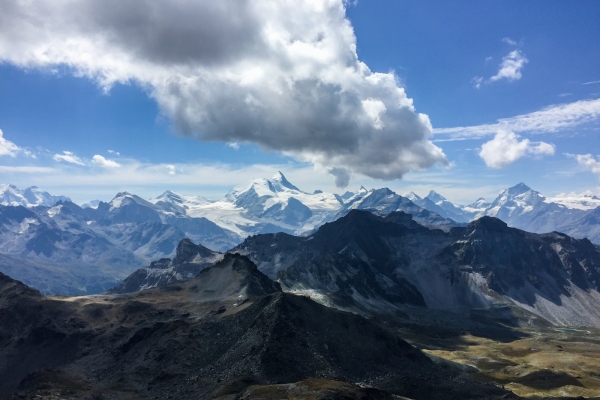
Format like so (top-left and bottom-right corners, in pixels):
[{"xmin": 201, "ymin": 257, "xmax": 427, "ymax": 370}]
[
  {"xmin": 471, "ymin": 76, "xmax": 483, "ymax": 89},
  {"xmin": 53, "ymin": 151, "xmax": 85, "ymax": 165},
  {"xmin": 92, "ymin": 154, "xmax": 120, "ymax": 168},
  {"xmin": 570, "ymin": 154, "xmax": 600, "ymax": 176},
  {"xmin": 583, "ymin": 80, "xmax": 600, "ymax": 85},
  {"xmin": 434, "ymin": 98, "xmax": 600, "ymax": 140},
  {"xmin": 0, "ymin": 129, "xmax": 22, "ymax": 157},
  {"xmin": 107, "ymin": 149, "xmax": 120, "ymax": 155},
  {"xmin": 502, "ymin": 37, "xmax": 518, "ymax": 46},
  {"xmin": 479, "ymin": 130, "xmax": 555, "ymax": 169},
  {"xmin": 489, "ymin": 50, "xmax": 528, "ymax": 83},
  {"xmin": 227, "ymin": 142, "xmax": 240, "ymax": 150},
  {"xmin": 165, "ymin": 164, "xmax": 176, "ymax": 175},
  {"xmin": 361, "ymin": 98, "xmax": 386, "ymax": 130},
  {"xmin": 0, "ymin": 0, "xmax": 447, "ymax": 187}
]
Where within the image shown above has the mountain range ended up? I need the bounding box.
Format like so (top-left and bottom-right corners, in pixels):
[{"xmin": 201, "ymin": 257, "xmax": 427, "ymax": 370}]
[{"xmin": 1, "ymin": 173, "xmax": 600, "ymax": 295}]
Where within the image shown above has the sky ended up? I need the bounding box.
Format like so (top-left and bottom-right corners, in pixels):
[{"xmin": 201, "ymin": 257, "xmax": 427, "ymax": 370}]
[{"xmin": 0, "ymin": 0, "xmax": 599, "ymax": 205}]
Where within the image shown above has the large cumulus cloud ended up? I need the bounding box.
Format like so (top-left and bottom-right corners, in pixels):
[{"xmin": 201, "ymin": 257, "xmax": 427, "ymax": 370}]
[{"xmin": 0, "ymin": 0, "xmax": 447, "ymax": 187}]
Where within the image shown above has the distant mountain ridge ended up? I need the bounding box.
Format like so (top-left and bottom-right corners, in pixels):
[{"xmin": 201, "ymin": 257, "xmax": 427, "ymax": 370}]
[
  {"xmin": 2, "ymin": 176, "xmax": 600, "ymax": 296},
  {"xmin": 0, "ymin": 184, "xmax": 70, "ymax": 207}
]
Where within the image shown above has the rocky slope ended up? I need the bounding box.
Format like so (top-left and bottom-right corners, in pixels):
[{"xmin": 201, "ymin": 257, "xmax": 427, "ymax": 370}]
[
  {"xmin": 0, "ymin": 259, "xmax": 516, "ymax": 400},
  {"xmin": 232, "ymin": 210, "xmax": 600, "ymax": 327},
  {"xmin": 109, "ymin": 238, "xmax": 223, "ymax": 294}
]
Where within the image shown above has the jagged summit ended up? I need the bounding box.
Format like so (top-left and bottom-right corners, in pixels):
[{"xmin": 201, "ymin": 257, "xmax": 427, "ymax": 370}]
[
  {"xmin": 271, "ymin": 171, "xmax": 301, "ymax": 192},
  {"xmin": 467, "ymin": 215, "xmax": 509, "ymax": 231},
  {"xmin": 426, "ymin": 190, "xmax": 446, "ymax": 203},
  {"xmin": 173, "ymin": 238, "xmax": 216, "ymax": 264},
  {"xmin": 187, "ymin": 252, "xmax": 281, "ymax": 301},
  {"xmin": 468, "ymin": 197, "xmax": 489, "ymax": 207},
  {"xmin": 506, "ymin": 182, "xmax": 533, "ymax": 196},
  {"xmin": 109, "ymin": 238, "xmax": 223, "ymax": 294},
  {"xmin": 405, "ymin": 191, "xmax": 422, "ymax": 201},
  {"xmin": 150, "ymin": 190, "xmax": 210, "ymax": 208}
]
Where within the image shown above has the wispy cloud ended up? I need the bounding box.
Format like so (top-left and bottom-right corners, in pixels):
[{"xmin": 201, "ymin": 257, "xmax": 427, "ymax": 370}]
[
  {"xmin": 434, "ymin": 98, "xmax": 600, "ymax": 140},
  {"xmin": 479, "ymin": 130, "xmax": 555, "ymax": 168},
  {"xmin": 583, "ymin": 80, "xmax": 600, "ymax": 85},
  {"xmin": 0, "ymin": 129, "xmax": 21, "ymax": 157},
  {"xmin": 471, "ymin": 76, "xmax": 483, "ymax": 89},
  {"xmin": 53, "ymin": 151, "xmax": 85, "ymax": 165},
  {"xmin": 502, "ymin": 37, "xmax": 518, "ymax": 46},
  {"xmin": 0, "ymin": 129, "xmax": 35, "ymax": 158},
  {"xmin": 165, "ymin": 164, "xmax": 176, "ymax": 175},
  {"xmin": 92, "ymin": 154, "xmax": 120, "ymax": 168},
  {"xmin": 569, "ymin": 153, "xmax": 600, "ymax": 176},
  {"xmin": 489, "ymin": 50, "xmax": 528, "ymax": 83}
]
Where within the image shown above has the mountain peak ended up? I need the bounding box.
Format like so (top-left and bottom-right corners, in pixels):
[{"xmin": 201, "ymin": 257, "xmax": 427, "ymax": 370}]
[
  {"xmin": 272, "ymin": 171, "xmax": 286, "ymax": 180},
  {"xmin": 468, "ymin": 216, "xmax": 509, "ymax": 231},
  {"xmin": 404, "ymin": 192, "xmax": 422, "ymax": 202},
  {"xmin": 173, "ymin": 238, "xmax": 217, "ymax": 264},
  {"xmin": 270, "ymin": 171, "xmax": 300, "ymax": 192},
  {"xmin": 426, "ymin": 190, "xmax": 446, "ymax": 203},
  {"xmin": 190, "ymin": 253, "xmax": 282, "ymax": 300},
  {"xmin": 507, "ymin": 182, "xmax": 532, "ymax": 195}
]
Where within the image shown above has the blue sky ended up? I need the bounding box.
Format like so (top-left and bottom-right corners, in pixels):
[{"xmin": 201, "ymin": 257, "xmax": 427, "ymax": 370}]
[{"xmin": 0, "ymin": 0, "xmax": 599, "ymax": 204}]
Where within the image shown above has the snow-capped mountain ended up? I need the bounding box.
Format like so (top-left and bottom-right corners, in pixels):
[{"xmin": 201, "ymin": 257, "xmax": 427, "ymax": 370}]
[
  {"xmin": 81, "ymin": 199, "xmax": 101, "ymax": 209},
  {"xmin": 404, "ymin": 190, "xmax": 472, "ymax": 223},
  {"xmin": 463, "ymin": 198, "xmax": 490, "ymax": 214},
  {"xmin": 0, "ymin": 184, "xmax": 70, "ymax": 207},
  {"xmin": 149, "ymin": 190, "xmax": 211, "ymax": 214},
  {"xmin": 477, "ymin": 183, "xmax": 592, "ymax": 241},
  {"xmin": 546, "ymin": 192, "xmax": 600, "ymax": 211},
  {"xmin": 182, "ymin": 172, "xmax": 343, "ymax": 236},
  {"xmin": 484, "ymin": 182, "xmax": 546, "ymax": 221},
  {"xmin": 334, "ymin": 187, "xmax": 464, "ymax": 231},
  {"xmin": 401, "ymin": 183, "xmax": 600, "ymax": 244}
]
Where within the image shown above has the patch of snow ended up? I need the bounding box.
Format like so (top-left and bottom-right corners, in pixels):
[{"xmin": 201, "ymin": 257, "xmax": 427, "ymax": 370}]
[
  {"xmin": 47, "ymin": 205, "xmax": 63, "ymax": 218},
  {"xmin": 19, "ymin": 218, "xmax": 38, "ymax": 234}
]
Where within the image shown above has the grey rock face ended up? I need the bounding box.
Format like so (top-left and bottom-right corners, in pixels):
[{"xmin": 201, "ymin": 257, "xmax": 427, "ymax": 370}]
[{"xmin": 110, "ymin": 238, "xmax": 223, "ymax": 294}]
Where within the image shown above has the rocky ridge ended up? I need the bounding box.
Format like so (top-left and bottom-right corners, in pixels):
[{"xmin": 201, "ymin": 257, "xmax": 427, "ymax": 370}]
[{"xmin": 0, "ymin": 259, "xmax": 516, "ymax": 400}]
